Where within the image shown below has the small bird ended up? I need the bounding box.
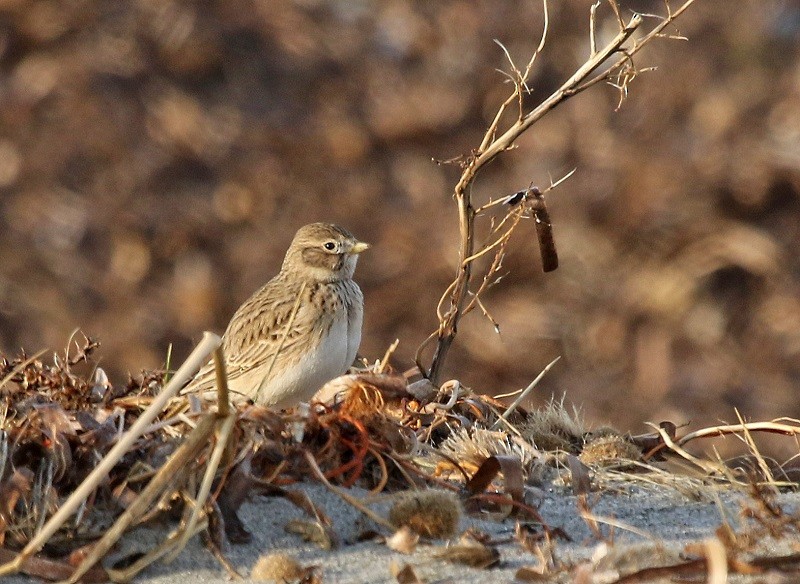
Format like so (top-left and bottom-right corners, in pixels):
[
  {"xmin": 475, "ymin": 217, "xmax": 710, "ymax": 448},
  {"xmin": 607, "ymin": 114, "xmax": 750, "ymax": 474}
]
[{"xmin": 184, "ymin": 223, "xmax": 369, "ymax": 408}]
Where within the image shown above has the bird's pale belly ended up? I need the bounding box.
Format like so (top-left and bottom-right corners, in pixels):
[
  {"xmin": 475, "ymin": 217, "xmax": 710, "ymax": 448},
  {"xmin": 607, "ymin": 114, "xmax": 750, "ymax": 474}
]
[{"xmin": 234, "ymin": 316, "xmax": 352, "ymax": 408}]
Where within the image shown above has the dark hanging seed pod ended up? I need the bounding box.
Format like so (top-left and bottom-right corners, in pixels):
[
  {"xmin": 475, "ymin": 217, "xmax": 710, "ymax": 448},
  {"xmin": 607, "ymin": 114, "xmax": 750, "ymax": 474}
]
[{"xmin": 529, "ymin": 187, "xmax": 558, "ymax": 272}]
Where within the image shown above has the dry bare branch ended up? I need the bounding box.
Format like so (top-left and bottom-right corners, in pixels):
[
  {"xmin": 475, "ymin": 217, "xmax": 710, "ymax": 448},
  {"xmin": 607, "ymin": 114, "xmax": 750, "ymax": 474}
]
[{"xmin": 421, "ymin": 1, "xmax": 698, "ymax": 384}]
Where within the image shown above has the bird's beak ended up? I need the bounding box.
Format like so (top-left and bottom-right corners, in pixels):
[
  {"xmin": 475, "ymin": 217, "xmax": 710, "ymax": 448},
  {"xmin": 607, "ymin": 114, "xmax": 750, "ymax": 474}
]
[{"xmin": 350, "ymin": 241, "xmax": 370, "ymax": 254}]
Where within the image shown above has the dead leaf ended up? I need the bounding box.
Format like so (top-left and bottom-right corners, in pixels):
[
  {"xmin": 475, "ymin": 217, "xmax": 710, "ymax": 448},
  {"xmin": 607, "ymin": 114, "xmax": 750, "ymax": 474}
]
[
  {"xmin": 285, "ymin": 518, "xmax": 339, "ymax": 550},
  {"xmin": 515, "ymin": 566, "xmax": 552, "ymax": 581},
  {"xmin": 390, "ymin": 560, "xmax": 426, "ymax": 584},
  {"xmin": 466, "ymin": 455, "xmax": 524, "ymax": 502},
  {"xmin": 433, "ymin": 533, "xmax": 500, "ymax": 569},
  {"xmin": 566, "ymin": 455, "xmax": 592, "ymax": 496},
  {"xmin": 386, "ymin": 526, "xmax": 419, "ymax": 554}
]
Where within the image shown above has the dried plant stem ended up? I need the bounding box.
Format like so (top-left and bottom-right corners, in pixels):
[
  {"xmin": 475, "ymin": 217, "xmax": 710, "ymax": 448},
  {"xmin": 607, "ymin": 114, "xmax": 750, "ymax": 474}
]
[
  {"xmin": 423, "ymin": 14, "xmax": 642, "ymax": 384},
  {"xmin": 491, "ymin": 356, "xmax": 560, "ymax": 430},
  {"xmin": 165, "ymin": 411, "xmax": 237, "ymax": 563},
  {"xmin": 213, "ymin": 345, "xmax": 232, "ymax": 416},
  {"xmin": 65, "ymin": 413, "xmax": 219, "ymax": 583},
  {"xmin": 577, "ymin": 505, "xmax": 665, "ymax": 548},
  {"xmin": 106, "ymin": 517, "xmax": 210, "ymax": 583},
  {"xmin": 705, "ymin": 538, "xmax": 728, "ymax": 584},
  {"xmin": 677, "ymin": 420, "xmax": 800, "ymax": 447},
  {"xmin": 422, "ymin": 0, "xmax": 697, "ymax": 384},
  {"xmin": 0, "ymin": 332, "xmax": 222, "ymax": 580},
  {"xmin": 303, "ymin": 451, "xmax": 395, "ymax": 531},
  {"xmin": 378, "ymin": 338, "xmax": 400, "ymax": 374},
  {"xmin": 647, "ymin": 422, "xmax": 725, "ymax": 476}
]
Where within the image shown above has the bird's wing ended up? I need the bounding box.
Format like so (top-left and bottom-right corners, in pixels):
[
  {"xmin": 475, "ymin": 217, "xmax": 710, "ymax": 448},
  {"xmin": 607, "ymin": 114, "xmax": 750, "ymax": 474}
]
[{"xmin": 183, "ymin": 277, "xmax": 325, "ymax": 396}]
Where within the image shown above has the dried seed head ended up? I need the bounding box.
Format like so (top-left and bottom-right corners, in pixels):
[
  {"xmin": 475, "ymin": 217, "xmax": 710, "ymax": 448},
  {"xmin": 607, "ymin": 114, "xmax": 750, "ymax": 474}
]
[
  {"xmin": 520, "ymin": 397, "xmax": 587, "ymax": 453},
  {"xmin": 438, "ymin": 427, "xmax": 539, "ymax": 473},
  {"xmin": 579, "ymin": 434, "xmax": 641, "ymax": 465},
  {"xmin": 251, "ymin": 552, "xmax": 304, "ymax": 582},
  {"xmin": 388, "ymin": 489, "xmax": 461, "ymax": 539}
]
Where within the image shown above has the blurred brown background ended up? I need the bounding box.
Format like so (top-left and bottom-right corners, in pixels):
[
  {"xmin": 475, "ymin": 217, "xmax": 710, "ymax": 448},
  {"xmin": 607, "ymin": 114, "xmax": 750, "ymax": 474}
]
[{"xmin": 1, "ymin": 0, "xmax": 799, "ymax": 436}]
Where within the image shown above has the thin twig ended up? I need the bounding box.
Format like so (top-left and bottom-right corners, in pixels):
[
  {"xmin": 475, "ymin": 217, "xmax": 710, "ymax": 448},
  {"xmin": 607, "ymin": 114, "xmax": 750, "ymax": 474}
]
[
  {"xmin": 67, "ymin": 413, "xmax": 220, "ymax": 583},
  {"xmin": 165, "ymin": 412, "xmax": 237, "ymax": 563},
  {"xmin": 677, "ymin": 420, "xmax": 800, "ymax": 447},
  {"xmin": 426, "ymin": 2, "xmax": 698, "ymax": 383},
  {"xmin": 647, "ymin": 422, "xmax": 724, "ymax": 475},
  {"xmin": 426, "ymin": 11, "xmax": 646, "ymax": 384},
  {"xmin": 491, "ymin": 356, "xmax": 560, "ymax": 430},
  {"xmin": 303, "ymin": 451, "xmax": 395, "ymax": 531}
]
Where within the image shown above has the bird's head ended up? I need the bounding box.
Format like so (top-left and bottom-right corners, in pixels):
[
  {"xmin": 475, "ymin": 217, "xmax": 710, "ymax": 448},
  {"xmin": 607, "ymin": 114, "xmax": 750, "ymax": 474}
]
[{"xmin": 283, "ymin": 222, "xmax": 369, "ymax": 282}]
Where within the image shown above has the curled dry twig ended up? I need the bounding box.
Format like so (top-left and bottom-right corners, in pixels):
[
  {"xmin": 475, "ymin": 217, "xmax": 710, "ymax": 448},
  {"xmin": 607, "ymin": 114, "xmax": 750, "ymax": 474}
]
[
  {"xmin": 645, "ymin": 416, "xmax": 800, "ymax": 489},
  {"xmin": 417, "ymin": 0, "xmax": 698, "ymax": 384}
]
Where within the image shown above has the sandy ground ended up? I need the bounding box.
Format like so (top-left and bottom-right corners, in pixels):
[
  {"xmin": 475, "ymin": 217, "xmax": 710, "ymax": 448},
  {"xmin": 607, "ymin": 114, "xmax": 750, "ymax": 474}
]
[{"xmin": 6, "ymin": 479, "xmax": 800, "ymax": 583}]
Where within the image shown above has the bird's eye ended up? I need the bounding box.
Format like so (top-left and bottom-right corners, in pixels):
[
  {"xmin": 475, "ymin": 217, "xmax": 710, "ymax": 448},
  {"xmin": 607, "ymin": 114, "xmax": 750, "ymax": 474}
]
[{"xmin": 323, "ymin": 241, "xmax": 336, "ymax": 251}]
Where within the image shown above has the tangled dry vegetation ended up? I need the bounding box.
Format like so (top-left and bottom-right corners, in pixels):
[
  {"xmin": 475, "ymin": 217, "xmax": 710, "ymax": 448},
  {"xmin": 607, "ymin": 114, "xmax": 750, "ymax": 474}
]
[
  {"xmin": 2, "ymin": 1, "xmax": 800, "ymax": 582},
  {"xmin": 1, "ymin": 335, "xmax": 800, "ymax": 582},
  {"xmin": 2, "ymin": 0, "xmax": 800, "ymax": 437}
]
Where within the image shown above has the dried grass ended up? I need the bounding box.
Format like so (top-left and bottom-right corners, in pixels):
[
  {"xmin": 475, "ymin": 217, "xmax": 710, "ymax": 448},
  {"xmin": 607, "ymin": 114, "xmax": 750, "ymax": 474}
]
[{"xmin": 1, "ymin": 336, "xmax": 799, "ymax": 581}]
